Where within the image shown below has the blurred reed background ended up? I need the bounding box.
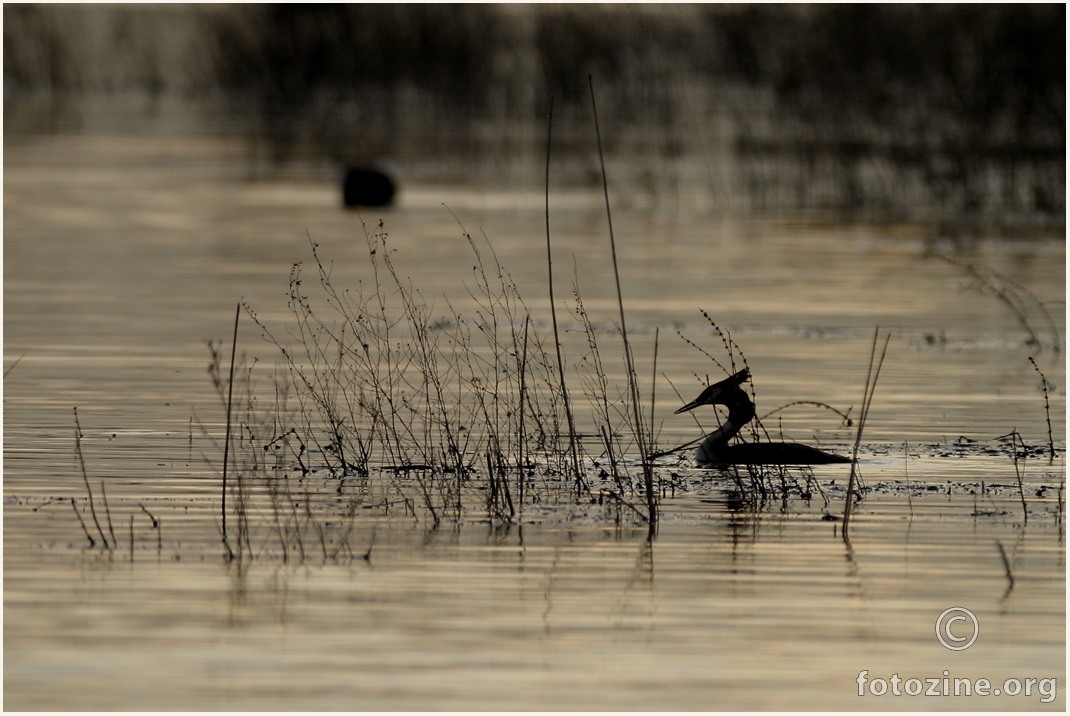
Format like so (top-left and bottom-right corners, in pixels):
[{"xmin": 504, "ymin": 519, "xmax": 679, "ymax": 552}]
[{"xmin": 4, "ymin": 3, "xmax": 1064, "ymax": 229}]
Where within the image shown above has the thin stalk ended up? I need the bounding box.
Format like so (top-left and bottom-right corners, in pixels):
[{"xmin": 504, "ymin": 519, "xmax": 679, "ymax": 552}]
[
  {"xmin": 843, "ymin": 328, "xmax": 889, "ymax": 535},
  {"xmin": 73, "ymin": 407, "xmax": 109, "ymax": 549},
  {"xmin": 649, "ymin": 327, "xmax": 659, "ymax": 457},
  {"xmin": 4, "ymin": 352, "xmax": 25, "ymax": 378},
  {"xmin": 221, "ymin": 302, "xmax": 239, "ymax": 560},
  {"xmin": 100, "ymin": 480, "xmax": 117, "ymax": 550},
  {"xmin": 486, "ymin": 452, "xmax": 498, "ymax": 518},
  {"xmin": 904, "ymin": 441, "xmax": 913, "ymax": 518},
  {"xmin": 1028, "ymin": 357, "xmax": 1055, "ymax": 463},
  {"xmin": 543, "ymin": 96, "xmax": 583, "ymax": 492},
  {"xmin": 600, "ymin": 424, "xmax": 622, "ymax": 494},
  {"xmin": 1011, "ymin": 430, "xmax": 1028, "ymax": 525},
  {"xmin": 589, "ymin": 75, "xmax": 655, "ymax": 526},
  {"xmin": 139, "ymin": 502, "xmax": 162, "ymax": 555},
  {"xmin": 70, "ymin": 497, "xmax": 95, "ymax": 548},
  {"xmin": 518, "ymin": 315, "xmax": 530, "ymax": 515},
  {"xmin": 138, "ymin": 503, "xmax": 158, "ymax": 526},
  {"xmin": 501, "ymin": 454, "xmax": 515, "ymax": 519}
]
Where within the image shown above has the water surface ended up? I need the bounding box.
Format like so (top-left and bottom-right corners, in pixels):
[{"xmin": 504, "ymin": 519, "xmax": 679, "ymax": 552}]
[{"xmin": 4, "ymin": 134, "xmax": 1064, "ymax": 709}]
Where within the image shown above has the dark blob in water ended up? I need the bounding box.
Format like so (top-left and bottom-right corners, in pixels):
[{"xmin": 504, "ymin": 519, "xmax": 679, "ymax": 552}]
[{"xmin": 343, "ymin": 168, "xmax": 396, "ymax": 207}]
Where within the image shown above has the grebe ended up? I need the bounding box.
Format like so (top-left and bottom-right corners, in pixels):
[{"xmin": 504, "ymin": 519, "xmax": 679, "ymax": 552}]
[{"xmin": 675, "ymin": 368, "xmax": 851, "ymax": 466}]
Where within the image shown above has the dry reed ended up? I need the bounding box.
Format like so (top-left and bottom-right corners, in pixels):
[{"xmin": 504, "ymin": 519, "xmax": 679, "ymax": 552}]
[
  {"xmin": 589, "ymin": 75, "xmax": 658, "ymax": 529},
  {"xmin": 843, "ymin": 329, "xmax": 890, "ymax": 535}
]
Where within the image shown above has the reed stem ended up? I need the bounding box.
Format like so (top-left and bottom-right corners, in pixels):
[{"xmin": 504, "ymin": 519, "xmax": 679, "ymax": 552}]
[
  {"xmin": 73, "ymin": 407, "xmax": 109, "ymax": 549},
  {"xmin": 589, "ymin": 75, "xmax": 656, "ymax": 526},
  {"xmin": 1028, "ymin": 357, "xmax": 1055, "ymax": 463},
  {"xmin": 543, "ymin": 96, "xmax": 583, "ymax": 493},
  {"xmin": 70, "ymin": 497, "xmax": 95, "ymax": 548},
  {"xmin": 221, "ymin": 302, "xmax": 239, "ymax": 560},
  {"xmin": 843, "ymin": 328, "xmax": 889, "ymax": 535},
  {"xmin": 1011, "ymin": 430, "xmax": 1029, "ymax": 525}
]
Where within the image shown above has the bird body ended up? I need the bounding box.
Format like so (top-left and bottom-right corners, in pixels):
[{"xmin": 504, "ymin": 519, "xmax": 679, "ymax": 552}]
[{"xmin": 676, "ymin": 368, "xmax": 851, "ymax": 466}]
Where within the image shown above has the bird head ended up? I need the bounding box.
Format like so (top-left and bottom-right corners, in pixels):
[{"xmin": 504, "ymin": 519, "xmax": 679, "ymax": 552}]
[{"xmin": 674, "ymin": 368, "xmax": 751, "ymax": 414}]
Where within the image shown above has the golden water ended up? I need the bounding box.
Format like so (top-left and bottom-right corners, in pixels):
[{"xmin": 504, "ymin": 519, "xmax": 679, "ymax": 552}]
[{"xmin": 5, "ymin": 135, "xmax": 1065, "ymax": 709}]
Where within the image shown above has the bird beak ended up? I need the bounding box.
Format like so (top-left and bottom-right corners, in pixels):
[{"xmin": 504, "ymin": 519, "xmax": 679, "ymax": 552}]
[
  {"xmin": 674, "ymin": 368, "xmax": 750, "ymax": 414},
  {"xmin": 674, "ymin": 401, "xmax": 698, "ymax": 415},
  {"xmin": 674, "ymin": 389, "xmax": 713, "ymax": 414}
]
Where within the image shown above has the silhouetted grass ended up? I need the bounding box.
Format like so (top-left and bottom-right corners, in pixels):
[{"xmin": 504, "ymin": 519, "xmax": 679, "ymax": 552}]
[
  {"xmin": 241, "ymin": 222, "xmax": 596, "ymax": 531},
  {"xmin": 205, "ymin": 179, "xmax": 702, "ymax": 560}
]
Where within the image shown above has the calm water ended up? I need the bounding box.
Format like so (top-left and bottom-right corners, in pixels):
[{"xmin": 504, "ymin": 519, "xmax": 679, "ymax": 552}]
[{"xmin": 4, "ymin": 134, "xmax": 1065, "ymax": 709}]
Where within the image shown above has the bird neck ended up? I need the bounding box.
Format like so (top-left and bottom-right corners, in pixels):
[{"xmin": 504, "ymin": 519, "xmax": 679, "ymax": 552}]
[{"xmin": 695, "ymin": 388, "xmax": 756, "ymax": 464}]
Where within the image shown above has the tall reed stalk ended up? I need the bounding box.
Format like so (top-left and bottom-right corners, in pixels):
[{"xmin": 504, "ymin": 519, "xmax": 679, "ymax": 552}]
[
  {"xmin": 843, "ymin": 328, "xmax": 890, "ymax": 537},
  {"xmin": 543, "ymin": 96, "xmax": 584, "ymax": 495},
  {"xmin": 589, "ymin": 76, "xmax": 657, "ymax": 528},
  {"xmin": 221, "ymin": 302, "xmax": 239, "ymax": 560}
]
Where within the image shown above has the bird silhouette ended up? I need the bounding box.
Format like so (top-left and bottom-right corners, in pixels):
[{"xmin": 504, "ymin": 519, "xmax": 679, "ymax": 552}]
[{"xmin": 675, "ymin": 368, "xmax": 851, "ymax": 466}]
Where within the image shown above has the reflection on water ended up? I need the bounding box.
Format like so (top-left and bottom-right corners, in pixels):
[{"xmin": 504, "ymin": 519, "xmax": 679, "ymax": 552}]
[
  {"xmin": 4, "ymin": 135, "xmax": 1065, "ymax": 709},
  {"xmin": 5, "ymin": 489, "xmax": 1064, "ymax": 710}
]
